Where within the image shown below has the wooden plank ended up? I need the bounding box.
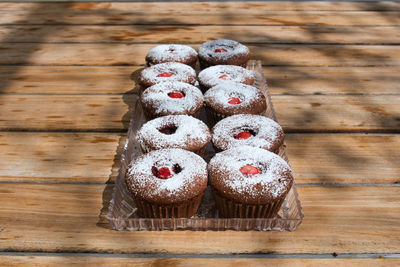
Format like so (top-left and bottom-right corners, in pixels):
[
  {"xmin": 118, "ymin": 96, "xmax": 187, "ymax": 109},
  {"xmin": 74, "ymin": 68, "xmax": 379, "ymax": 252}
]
[
  {"xmin": 273, "ymin": 95, "xmax": 400, "ymax": 132},
  {"xmin": 0, "ymin": 95, "xmax": 398, "ymax": 132},
  {"xmin": 0, "ymin": 184, "xmax": 398, "ymax": 254},
  {"xmin": 1, "ymin": 66, "xmax": 399, "ymax": 95},
  {"xmin": 2, "ymin": 2, "xmax": 400, "ymax": 13},
  {"xmin": 0, "ymin": 132, "xmax": 125, "ymax": 184},
  {"xmin": 1, "ymin": 44, "xmax": 399, "ymax": 67},
  {"xmin": 1, "ymin": 256, "xmax": 400, "ymax": 267},
  {"xmin": 1, "ymin": 25, "xmax": 400, "ymax": 45},
  {"xmin": 0, "ymin": 94, "xmax": 137, "ymax": 131},
  {"xmin": 286, "ymin": 134, "xmax": 400, "ymax": 184},
  {"xmin": 0, "ymin": 133, "xmax": 399, "ymax": 184},
  {"xmin": 1, "ymin": 3, "xmax": 400, "ymax": 25}
]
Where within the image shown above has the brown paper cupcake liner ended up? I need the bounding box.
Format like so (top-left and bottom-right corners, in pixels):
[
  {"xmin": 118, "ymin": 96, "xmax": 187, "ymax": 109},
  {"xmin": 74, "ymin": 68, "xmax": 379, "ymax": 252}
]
[
  {"xmin": 133, "ymin": 191, "xmax": 205, "ymax": 218},
  {"xmin": 142, "ymin": 108, "xmax": 202, "ymax": 122},
  {"xmin": 139, "ymin": 139, "xmax": 209, "ymax": 158},
  {"xmin": 212, "ymin": 188, "xmax": 286, "ymax": 218},
  {"xmin": 204, "ymin": 106, "xmax": 228, "ymax": 127},
  {"xmin": 199, "ymin": 58, "xmax": 248, "ymax": 70}
]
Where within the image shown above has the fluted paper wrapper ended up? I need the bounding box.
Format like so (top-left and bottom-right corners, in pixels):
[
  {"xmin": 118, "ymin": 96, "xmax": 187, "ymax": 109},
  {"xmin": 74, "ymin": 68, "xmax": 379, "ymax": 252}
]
[{"xmin": 107, "ymin": 60, "xmax": 304, "ymax": 231}]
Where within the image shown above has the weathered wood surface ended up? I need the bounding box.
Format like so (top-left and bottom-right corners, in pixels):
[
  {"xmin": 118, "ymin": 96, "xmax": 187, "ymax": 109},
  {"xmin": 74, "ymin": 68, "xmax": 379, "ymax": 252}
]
[
  {"xmin": 0, "ymin": 184, "xmax": 399, "ymax": 254},
  {"xmin": 0, "ymin": 95, "xmax": 398, "ymax": 132},
  {"xmin": 2, "ymin": 257, "xmax": 400, "ymax": 267},
  {"xmin": 1, "ymin": 25, "xmax": 400, "ymax": 44},
  {"xmin": 0, "ymin": 133, "xmax": 399, "ymax": 184},
  {"xmin": 1, "ymin": 66, "xmax": 399, "ymax": 95},
  {"xmin": 1, "ymin": 44, "xmax": 399, "ymax": 67},
  {"xmin": 1, "ymin": 3, "xmax": 400, "ymax": 26}
]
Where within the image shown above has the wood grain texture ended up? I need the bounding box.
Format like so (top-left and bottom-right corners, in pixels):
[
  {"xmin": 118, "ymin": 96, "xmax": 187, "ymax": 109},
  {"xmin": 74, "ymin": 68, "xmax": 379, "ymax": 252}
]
[
  {"xmin": 1, "ymin": 66, "xmax": 399, "ymax": 95},
  {"xmin": 1, "ymin": 25, "xmax": 400, "ymax": 44},
  {"xmin": 286, "ymin": 134, "xmax": 400, "ymax": 184},
  {"xmin": 0, "ymin": 184, "xmax": 399, "ymax": 254},
  {"xmin": 0, "ymin": 133, "xmax": 399, "ymax": 184},
  {"xmin": 0, "ymin": 94, "xmax": 137, "ymax": 131},
  {"xmin": 1, "ymin": 257, "xmax": 400, "ymax": 267},
  {"xmin": 2, "ymin": 2, "xmax": 400, "ymax": 13},
  {"xmin": 0, "ymin": 44, "xmax": 399, "ymax": 67},
  {"xmin": 0, "ymin": 3, "xmax": 399, "ymax": 25},
  {"xmin": 0, "ymin": 95, "xmax": 398, "ymax": 132},
  {"xmin": 0, "ymin": 132, "xmax": 124, "ymax": 183}
]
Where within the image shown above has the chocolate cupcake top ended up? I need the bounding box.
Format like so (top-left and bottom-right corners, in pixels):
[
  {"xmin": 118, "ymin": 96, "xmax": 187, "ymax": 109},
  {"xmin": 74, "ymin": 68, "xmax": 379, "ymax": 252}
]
[
  {"xmin": 138, "ymin": 62, "xmax": 196, "ymax": 88},
  {"xmin": 198, "ymin": 65, "xmax": 255, "ymax": 90},
  {"xmin": 137, "ymin": 115, "xmax": 211, "ymax": 152},
  {"xmin": 204, "ymin": 82, "xmax": 266, "ymax": 116},
  {"xmin": 126, "ymin": 148, "xmax": 208, "ymax": 204},
  {"xmin": 140, "ymin": 81, "xmax": 204, "ymax": 118},
  {"xmin": 212, "ymin": 114, "xmax": 284, "ymax": 152},
  {"xmin": 208, "ymin": 146, "xmax": 293, "ymax": 204},
  {"xmin": 198, "ymin": 39, "xmax": 250, "ymax": 66},
  {"xmin": 146, "ymin": 44, "xmax": 198, "ymax": 67}
]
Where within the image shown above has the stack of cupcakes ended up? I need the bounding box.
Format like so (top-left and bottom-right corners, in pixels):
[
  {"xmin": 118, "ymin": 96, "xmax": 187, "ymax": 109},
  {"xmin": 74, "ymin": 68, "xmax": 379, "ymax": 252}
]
[{"xmin": 126, "ymin": 40, "xmax": 293, "ymax": 219}]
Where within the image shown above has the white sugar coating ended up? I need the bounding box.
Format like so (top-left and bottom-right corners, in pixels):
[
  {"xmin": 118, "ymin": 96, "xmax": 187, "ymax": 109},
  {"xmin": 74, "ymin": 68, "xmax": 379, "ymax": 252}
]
[
  {"xmin": 212, "ymin": 114, "xmax": 283, "ymax": 151},
  {"xmin": 146, "ymin": 44, "xmax": 197, "ymax": 63},
  {"xmin": 137, "ymin": 115, "xmax": 211, "ymax": 150},
  {"xmin": 204, "ymin": 82, "xmax": 262, "ymax": 110},
  {"xmin": 127, "ymin": 148, "xmax": 208, "ymax": 203},
  {"xmin": 208, "ymin": 146, "xmax": 293, "ymax": 202},
  {"xmin": 198, "ymin": 39, "xmax": 249, "ymax": 61},
  {"xmin": 141, "ymin": 81, "xmax": 204, "ymax": 115},
  {"xmin": 139, "ymin": 62, "xmax": 196, "ymax": 85},
  {"xmin": 198, "ymin": 65, "xmax": 255, "ymax": 88}
]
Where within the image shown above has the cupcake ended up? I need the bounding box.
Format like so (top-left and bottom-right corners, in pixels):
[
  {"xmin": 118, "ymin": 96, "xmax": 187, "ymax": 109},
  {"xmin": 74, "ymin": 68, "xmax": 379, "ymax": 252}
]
[
  {"xmin": 204, "ymin": 82, "xmax": 266, "ymax": 126},
  {"xmin": 197, "ymin": 65, "xmax": 255, "ymax": 93},
  {"xmin": 145, "ymin": 44, "xmax": 198, "ymax": 68},
  {"xmin": 198, "ymin": 39, "xmax": 250, "ymax": 69},
  {"xmin": 138, "ymin": 62, "xmax": 196, "ymax": 91},
  {"xmin": 212, "ymin": 114, "xmax": 284, "ymax": 153},
  {"xmin": 137, "ymin": 115, "xmax": 211, "ymax": 157},
  {"xmin": 126, "ymin": 148, "xmax": 208, "ymax": 218},
  {"xmin": 140, "ymin": 81, "xmax": 204, "ymax": 120},
  {"xmin": 208, "ymin": 146, "xmax": 293, "ymax": 218}
]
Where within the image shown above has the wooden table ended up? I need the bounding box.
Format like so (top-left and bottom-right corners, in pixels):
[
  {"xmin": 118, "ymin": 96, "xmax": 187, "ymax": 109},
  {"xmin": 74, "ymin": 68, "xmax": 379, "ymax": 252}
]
[{"xmin": 0, "ymin": 1, "xmax": 399, "ymax": 266}]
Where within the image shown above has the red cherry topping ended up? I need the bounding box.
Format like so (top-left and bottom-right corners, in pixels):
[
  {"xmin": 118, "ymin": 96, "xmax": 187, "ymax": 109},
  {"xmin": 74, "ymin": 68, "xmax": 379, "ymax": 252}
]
[
  {"xmin": 157, "ymin": 167, "xmax": 173, "ymax": 179},
  {"xmin": 214, "ymin": 48, "xmax": 228, "ymax": 53},
  {"xmin": 168, "ymin": 92, "xmax": 184, "ymax": 98},
  {"xmin": 228, "ymin": 97, "xmax": 242, "ymax": 105},
  {"xmin": 240, "ymin": 164, "xmax": 260, "ymax": 176},
  {"xmin": 219, "ymin": 74, "xmax": 232, "ymax": 80},
  {"xmin": 234, "ymin": 131, "xmax": 253, "ymax": 140},
  {"xmin": 157, "ymin": 72, "xmax": 173, "ymax": 77}
]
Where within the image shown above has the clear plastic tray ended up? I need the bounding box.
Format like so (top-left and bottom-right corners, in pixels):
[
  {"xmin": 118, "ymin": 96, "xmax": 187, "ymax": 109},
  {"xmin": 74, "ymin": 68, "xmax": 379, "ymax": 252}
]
[{"xmin": 107, "ymin": 60, "xmax": 304, "ymax": 231}]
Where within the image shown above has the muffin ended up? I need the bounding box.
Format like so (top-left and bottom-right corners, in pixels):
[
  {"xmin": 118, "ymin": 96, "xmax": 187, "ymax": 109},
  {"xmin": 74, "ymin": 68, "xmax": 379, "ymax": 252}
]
[
  {"xmin": 204, "ymin": 82, "xmax": 266, "ymax": 126},
  {"xmin": 138, "ymin": 62, "xmax": 196, "ymax": 90},
  {"xmin": 145, "ymin": 44, "xmax": 198, "ymax": 68},
  {"xmin": 198, "ymin": 65, "xmax": 255, "ymax": 93},
  {"xmin": 137, "ymin": 115, "xmax": 211, "ymax": 157},
  {"xmin": 208, "ymin": 146, "xmax": 293, "ymax": 218},
  {"xmin": 126, "ymin": 148, "xmax": 208, "ymax": 218},
  {"xmin": 212, "ymin": 114, "xmax": 284, "ymax": 153},
  {"xmin": 140, "ymin": 81, "xmax": 204, "ymax": 120},
  {"xmin": 198, "ymin": 39, "xmax": 250, "ymax": 69}
]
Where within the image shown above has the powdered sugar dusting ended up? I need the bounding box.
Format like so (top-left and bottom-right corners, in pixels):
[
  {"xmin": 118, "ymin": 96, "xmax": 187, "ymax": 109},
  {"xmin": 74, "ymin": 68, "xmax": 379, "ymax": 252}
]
[
  {"xmin": 141, "ymin": 81, "xmax": 204, "ymax": 115},
  {"xmin": 198, "ymin": 65, "xmax": 255, "ymax": 88},
  {"xmin": 212, "ymin": 114, "xmax": 283, "ymax": 151},
  {"xmin": 127, "ymin": 148, "xmax": 208, "ymax": 203},
  {"xmin": 204, "ymin": 82, "xmax": 264, "ymax": 112},
  {"xmin": 146, "ymin": 44, "xmax": 197, "ymax": 64},
  {"xmin": 199, "ymin": 39, "xmax": 249, "ymax": 61},
  {"xmin": 137, "ymin": 115, "xmax": 211, "ymax": 150},
  {"xmin": 208, "ymin": 146, "xmax": 293, "ymax": 202},
  {"xmin": 139, "ymin": 62, "xmax": 196, "ymax": 86}
]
